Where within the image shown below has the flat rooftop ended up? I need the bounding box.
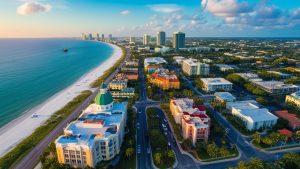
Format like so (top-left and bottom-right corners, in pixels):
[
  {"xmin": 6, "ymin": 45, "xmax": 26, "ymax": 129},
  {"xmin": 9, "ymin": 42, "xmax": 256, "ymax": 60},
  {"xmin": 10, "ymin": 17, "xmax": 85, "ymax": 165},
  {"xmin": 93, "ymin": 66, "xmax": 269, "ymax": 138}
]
[
  {"xmin": 214, "ymin": 92, "xmax": 236, "ymax": 101},
  {"xmin": 254, "ymin": 81, "xmax": 299, "ymax": 89},
  {"xmin": 201, "ymin": 78, "xmax": 232, "ymax": 85},
  {"xmin": 290, "ymin": 91, "xmax": 300, "ymax": 99}
]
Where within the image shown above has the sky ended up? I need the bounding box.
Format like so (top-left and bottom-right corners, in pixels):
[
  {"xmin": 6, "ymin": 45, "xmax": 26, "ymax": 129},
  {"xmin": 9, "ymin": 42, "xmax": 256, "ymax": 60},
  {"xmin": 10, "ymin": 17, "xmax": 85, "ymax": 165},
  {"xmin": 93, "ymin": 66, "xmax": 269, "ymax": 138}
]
[{"xmin": 0, "ymin": 0, "xmax": 300, "ymax": 38}]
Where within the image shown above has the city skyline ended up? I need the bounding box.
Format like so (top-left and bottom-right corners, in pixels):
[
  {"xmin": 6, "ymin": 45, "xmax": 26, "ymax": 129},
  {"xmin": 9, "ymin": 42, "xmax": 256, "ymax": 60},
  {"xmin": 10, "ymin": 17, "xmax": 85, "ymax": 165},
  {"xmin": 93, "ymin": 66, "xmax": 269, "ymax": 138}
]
[{"xmin": 1, "ymin": 0, "xmax": 300, "ymax": 38}]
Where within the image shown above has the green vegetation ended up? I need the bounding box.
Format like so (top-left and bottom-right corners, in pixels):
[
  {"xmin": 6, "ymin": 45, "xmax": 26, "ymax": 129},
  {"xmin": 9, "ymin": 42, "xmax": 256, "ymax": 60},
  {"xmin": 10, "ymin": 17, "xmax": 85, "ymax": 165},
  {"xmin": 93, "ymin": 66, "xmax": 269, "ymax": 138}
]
[
  {"xmin": 257, "ymin": 71, "xmax": 281, "ymax": 80},
  {"xmin": 0, "ymin": 90, "xmax": 92, "ymax": 169},
  {"xmin": 223, "ymin": 113, "xmax": 255, "ymax": 136},
  {"xmin": 91, "ymin": 46, "xmax": 127, "ymax": 87},
  {"xmin": 284, "ymin": 77, "xmax": 300, "ymax": 84},
  {"xmin": 146, "ymin": 108, "xmax": 175, "ymax": 169},
  {"xmin": 229, "ymin": 153, "xmax": 300, "ymax": 169}
]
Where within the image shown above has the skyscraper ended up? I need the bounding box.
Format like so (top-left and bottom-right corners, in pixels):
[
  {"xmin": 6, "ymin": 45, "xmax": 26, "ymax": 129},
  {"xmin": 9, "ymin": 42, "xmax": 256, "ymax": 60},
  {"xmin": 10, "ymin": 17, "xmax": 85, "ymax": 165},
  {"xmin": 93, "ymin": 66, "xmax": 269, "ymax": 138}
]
[
  {"xmin": 101, "ymin": 34, "xmax": 105, "ymax": 41},
  {"xmin": 143, "ymin": 34, "xmax": 151, "ymax": 45},
  {"xmin": 156, "ymin": 31, "xmax": 166, "ymax": 46},
  {"xmin": 95, "ymin": 33, "xmax": 100, "ymax": 41},
  {"xmin": 173, "ymin": 32, "xmax": 185, "ymax": 50}
]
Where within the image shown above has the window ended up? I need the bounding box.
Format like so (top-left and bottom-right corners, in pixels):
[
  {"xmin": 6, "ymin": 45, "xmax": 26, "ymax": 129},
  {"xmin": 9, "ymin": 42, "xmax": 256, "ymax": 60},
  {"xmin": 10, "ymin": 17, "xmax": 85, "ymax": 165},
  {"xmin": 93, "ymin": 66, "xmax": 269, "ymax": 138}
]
[
  {"xmin": 64, "ymin": 154, "xmax": 69, "ymax": 158},
  {"xmin": 71, "ymin": 159, "xmax": 76, "ymax": 163},
  {"xmin": 76, "ymin": 151, "xmax": 80, "ymax": 154},
  {"xmin": 77, "ymin": 160, "xmax": 81, "ymax": 164},
  {"xmin": 76, "ymin": 155, "xmax": 80, "ymax": 158},
  {"xmin": 65, "ymin": 159, "xmax": 70, "ymax": 163},
  {"xmin": 71, "ymin": 155, "xmax": 76, "ymax": 158}
]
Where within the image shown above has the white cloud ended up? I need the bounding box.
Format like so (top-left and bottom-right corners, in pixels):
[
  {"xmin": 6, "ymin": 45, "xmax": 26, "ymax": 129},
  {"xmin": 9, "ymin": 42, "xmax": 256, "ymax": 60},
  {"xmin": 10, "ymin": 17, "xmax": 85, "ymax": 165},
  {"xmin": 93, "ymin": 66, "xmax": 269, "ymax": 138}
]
[
  {"xmin": 17, "ymin": 1, "xmax": 52, "ymax": 15},
  {"xmin": 120, "ymin": 10, "xmax": 130, "ymax": 15},
  {"xmin": 148, "ymin": 4, "xmax": 181, "ymax": 13}
]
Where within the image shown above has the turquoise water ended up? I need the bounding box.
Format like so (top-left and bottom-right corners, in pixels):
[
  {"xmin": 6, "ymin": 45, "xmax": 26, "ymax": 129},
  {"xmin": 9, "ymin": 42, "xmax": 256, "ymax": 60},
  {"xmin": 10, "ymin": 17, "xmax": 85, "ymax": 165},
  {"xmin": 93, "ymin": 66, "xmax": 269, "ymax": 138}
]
[{"xmin": 0, "ymin": 38, "xmax": 114, "ymax": 127}]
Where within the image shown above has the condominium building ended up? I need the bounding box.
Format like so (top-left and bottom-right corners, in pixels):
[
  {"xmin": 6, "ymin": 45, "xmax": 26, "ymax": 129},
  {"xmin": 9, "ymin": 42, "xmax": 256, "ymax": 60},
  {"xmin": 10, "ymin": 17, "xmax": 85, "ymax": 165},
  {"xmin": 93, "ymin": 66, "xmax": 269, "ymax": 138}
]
[
  {"xmin": 108, "ymin": 79, "xmax": 128, "ymax": 90},
  {"xmin": 226, "ymin": 100, "xmax": 278, "ymax": 131},
  {"xmin": 149, "ymin": 69, "xmax": 180, "ymax": 90},
  {"xmin": 55, "ymin": 84, "xmax": 127, "ymax": 168},
  {"xmin": 111, "ymin": 88, "xmax": 135, "ymax": 98},
  {"xmin": 170, "ymin": 98, "xmax": 210, "ymax": 145},
  {"xmin": 235, "ymin": 73, "xmax": 262, "ymax": 81},
  {"xmin": 252, "ymin": 81, "xmax": 299, "ymax": 94},
  {"xmin": 173, "ymin": 32, "xmax": 185, "ymax": 50},
  {"xmin": 182, "ymin": 58, "xmax": 209, "ymax": 76},
  {"xmin": 201, "ymin": 78, "xmax": 233, "ymax": 92},
  {"xmin": 156, "ymin": 31, "xmax": 166, "ymax": 46},
  {"xmin": 143, "ymin": 34, "xmax": 151, "ymax": 45},
  {"xmin": 285, "ymin": 91, "xmax": 300, "ymax": 108},
  {"xmin": 125, "ymin": 60, "xmax": 138, "ymax": 67}
]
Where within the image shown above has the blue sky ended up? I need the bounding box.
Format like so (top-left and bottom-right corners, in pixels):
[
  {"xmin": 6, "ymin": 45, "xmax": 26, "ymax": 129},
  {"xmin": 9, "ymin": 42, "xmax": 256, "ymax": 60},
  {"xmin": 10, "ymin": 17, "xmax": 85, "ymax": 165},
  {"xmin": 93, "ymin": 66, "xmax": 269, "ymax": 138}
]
[{"xmin": 0, "ymin": 0, "xmax": 300, "ymax": 37}]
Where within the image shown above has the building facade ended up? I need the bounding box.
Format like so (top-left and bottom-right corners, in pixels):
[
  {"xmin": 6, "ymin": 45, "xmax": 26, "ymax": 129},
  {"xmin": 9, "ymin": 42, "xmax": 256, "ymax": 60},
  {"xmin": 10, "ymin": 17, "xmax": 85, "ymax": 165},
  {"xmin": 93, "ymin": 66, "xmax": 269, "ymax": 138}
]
[
  {"xmin": 252, "ymin": 81, "xmax": 299, "ymax": 94},
  {"xmin": 285, "ymin": 91, "xmax": 300, "ymax": 108},
  {"xmin": 55, "ymin": 84, "xmax": 127, "ymax": 168},
  {"xmin": 149, "ymin": 69, "xmax": 180, "ymax": 90},
  {"xmin": 143, "ymin": 34, "xmax": 151, "ymax": 45},
  {"xmin": 201, "ymin": 78, "xmax": 233, "ymax": 92},
  {"xmin": 108, "ymin": 79, "xmax": 128, "ymax": 90},
  {"xmin": 173, "ymin": 32, "xmax": 185, "ymax": 50},
  {"xmin": 156, "ymin": 31, "xmax": 166, "ymax": 46},
  {"xmin": 182, "ymin": 58, "xmax": 209, "ymax": 76}
]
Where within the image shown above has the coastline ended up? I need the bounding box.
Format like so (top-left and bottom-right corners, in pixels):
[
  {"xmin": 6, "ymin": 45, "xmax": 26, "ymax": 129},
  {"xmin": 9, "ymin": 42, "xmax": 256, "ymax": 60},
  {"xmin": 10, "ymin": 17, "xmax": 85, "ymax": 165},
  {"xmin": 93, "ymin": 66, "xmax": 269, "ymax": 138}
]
[{"xmin": 0, "ymin": 42, "xmax": 123, "ymax": 157}]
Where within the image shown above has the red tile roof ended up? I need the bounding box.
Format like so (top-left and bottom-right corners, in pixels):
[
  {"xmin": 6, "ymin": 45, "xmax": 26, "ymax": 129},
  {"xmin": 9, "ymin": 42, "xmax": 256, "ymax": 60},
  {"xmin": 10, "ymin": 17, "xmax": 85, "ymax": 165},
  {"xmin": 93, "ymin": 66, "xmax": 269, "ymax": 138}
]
[
  {"xmin": 278, "ymin": 128, "xmax": 293, "ymax": 137},
  {"xmin": 274, "ymin": 110, "xmax": 300, "ymax": 130}
]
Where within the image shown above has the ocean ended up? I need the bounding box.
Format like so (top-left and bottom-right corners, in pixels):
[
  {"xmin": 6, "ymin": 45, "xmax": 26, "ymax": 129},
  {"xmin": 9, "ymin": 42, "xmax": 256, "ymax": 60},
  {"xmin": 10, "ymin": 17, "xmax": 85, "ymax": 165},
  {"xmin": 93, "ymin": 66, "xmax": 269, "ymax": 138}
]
[{"xmin": 0, "ymin": 38, "xmax": 114, "ymax": 127}]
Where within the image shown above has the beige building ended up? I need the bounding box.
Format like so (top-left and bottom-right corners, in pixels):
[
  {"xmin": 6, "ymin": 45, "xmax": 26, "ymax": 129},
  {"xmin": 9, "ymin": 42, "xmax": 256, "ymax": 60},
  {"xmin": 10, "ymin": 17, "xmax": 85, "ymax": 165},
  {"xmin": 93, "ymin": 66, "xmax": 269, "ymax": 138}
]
[
  {"xmin": 108, "ymin": 79, "xmax": 128, "ymax": 90},
  {"xmin": 286, "ymin": 91, "xmax": 300, "ymax": 108},
  {"xmin": 201, "ymin": 78, "xmax": 233, "ymax": 92},
  {"xmin": 55, "ymin": 84, "xmax": 127, "ymax": 168},
  {"xmin": 182, "ymin": 58, "xmax": 209, "ymax": 76}
]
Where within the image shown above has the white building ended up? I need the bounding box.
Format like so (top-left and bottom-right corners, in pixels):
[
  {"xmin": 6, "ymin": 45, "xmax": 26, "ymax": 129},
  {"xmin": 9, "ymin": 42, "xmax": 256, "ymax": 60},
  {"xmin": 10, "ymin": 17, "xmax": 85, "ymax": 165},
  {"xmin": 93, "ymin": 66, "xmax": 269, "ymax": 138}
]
[
  {"xmin": 235, "ymin": 73, "xmax": 262, "ymax": 81},
  {"xmin": 215, "ymin": 64, "xmax": 234, "ymax": 72},
  {"xmin": 143, "ymin": 34, "xmax": 151, "ymax": 45},
  {"xmin": 201, "ymin": 78, "xmax": 233, "ymax": 92},
  {"xmin": 226, "ymin": 100, "xmax": 278, "ymax": 131},
  {"xmin": 252, "ymin": 81, "xmax": 299, "ymax": 94},
  {"xmin": 55, "ymin": 84, "xmax": 127, "ymax": 168},
  {"xmin": 182, "ymin": 58, "xmax": 209, "ymax": 76},
  {"xmin": 214, "ymin": 92, "xmax": 236, "ymax": 103},
  {"xmin": 173, "ymin": 56, "xmax": 185, "ymax": 65},
  {"xmin": 109, "ymin": 79, "xmax": 128, "ymax": 90}
]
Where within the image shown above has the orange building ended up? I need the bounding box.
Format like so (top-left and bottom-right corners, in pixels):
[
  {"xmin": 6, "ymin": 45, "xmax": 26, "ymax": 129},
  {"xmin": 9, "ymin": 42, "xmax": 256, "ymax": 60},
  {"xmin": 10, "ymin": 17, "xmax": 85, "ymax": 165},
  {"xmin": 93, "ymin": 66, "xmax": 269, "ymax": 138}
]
[{"xmin": 148, "ymin": 70, "xmax": 180, "ymax": 90}]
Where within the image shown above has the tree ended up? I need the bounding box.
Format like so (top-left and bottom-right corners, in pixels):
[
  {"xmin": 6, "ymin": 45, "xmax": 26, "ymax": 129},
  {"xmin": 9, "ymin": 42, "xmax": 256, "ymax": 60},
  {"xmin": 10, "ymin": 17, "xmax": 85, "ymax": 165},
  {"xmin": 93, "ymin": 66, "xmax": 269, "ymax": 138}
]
[
  {"xmin": 125, "ymin": 148, "xmax": 134, "ymax": 160},
  {"xmin": 167, "ymin": 150, "xmax": 175, "ymax": 159},
  {"xmin": 183, "ymin": 89, "xmax": 193, "ymax": 98},
  {"xmin": 281, "ymin": 153, "xmax": 300, "ymax": 169},
  {"xmin": 247, "ymin": 158, "xmax": 264, "ymax": 169},
  {"xmin": 252, "ymin": 132, "xmax": 261, "ymax": 144},
  {"xmin": 154, "ymin": 153, "xmax": 162, "ymax": 165},
  {"xmin": 218, "ymin": 147, "xmax": 230, "ymax": 157},
  {"xmin": 193, "ymin": 97, "xmax": 204, "ymax": 105},
  {"xmin": 207, "ymin": 143, "xmax": 219, "ymax": 158}
]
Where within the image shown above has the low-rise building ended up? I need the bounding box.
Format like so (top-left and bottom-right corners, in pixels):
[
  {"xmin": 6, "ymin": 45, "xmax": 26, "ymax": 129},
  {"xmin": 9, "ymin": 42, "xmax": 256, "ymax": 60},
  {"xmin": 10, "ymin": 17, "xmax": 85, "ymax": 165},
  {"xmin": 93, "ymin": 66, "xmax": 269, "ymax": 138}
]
[
  {"xmin": 182, "ymin": 58, "xmax": 209, "ymax": 76},
  {"xmin": 55, "ymin": 84, "xmax": 127, "ymax": 168},
  {"xmin": 170, "ymin": 98, "xmax": 210, "ymax": 145},
  {"xmin": 125, "ymin": 61, "xmax": 138, "ymax": 67},
  {"xmin": 226, "ymin": 100, "xmax": 278, "ymax": 131},
  {"xmin": 201, "ymin": 78, "xmax": 233, "ymax": 92},
  {"xmin": 214, "ymin": 92, "xmax": 236, "ymax": 103},
  {"xmin": 121, "ymin": 67, "xmax": 138, "ymax": 73},
  {"xmin": 215, "ymin": 64, "xmax": 234, "ymax": 72},
  {"xmin": 285, "ymin": 91, "xmax": 300, "ymax": 108},
  {"xmin": 111, "ymin": 88, "xmax": 135, "ymax": 98},
  {"xmin": 144, "ymin": 57, "xmax": 167, "ymax": 73},
  {"xmin": 267, "ymin": 71, "xmax": 291, "ymax": 79},
  {"xmin": 149, "ymin": 69, "xmax": 180, "ymax": 90},
  {"xmin": 252, "ymin": 81, "xmax": 299, "ymax": 94},
  {"xmin": 235, "ymin": 73, "xmax": 262, "ymax": 81},
  {"xmin": 116, "ymin": 73, "xmax": 138, "ymax": 81},
  {"xmin": 173, "ymin": 56, "xmax": 185, "ymax": 65},
  {"xmin": 109, "ymin": 79, "xmax": 128, "ymax": 90},
  {"xmin": 274, "ymin": 110, "xmax": 300, "ymax": 130}
]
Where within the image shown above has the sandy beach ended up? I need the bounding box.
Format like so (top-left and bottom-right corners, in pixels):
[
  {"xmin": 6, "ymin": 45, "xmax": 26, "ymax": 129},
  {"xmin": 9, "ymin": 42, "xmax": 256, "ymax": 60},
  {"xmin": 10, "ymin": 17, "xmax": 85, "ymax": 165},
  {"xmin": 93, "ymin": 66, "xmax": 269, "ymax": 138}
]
[{"xmin": 0, "ymin": 42, "xmax": 123, "ymax": 157}]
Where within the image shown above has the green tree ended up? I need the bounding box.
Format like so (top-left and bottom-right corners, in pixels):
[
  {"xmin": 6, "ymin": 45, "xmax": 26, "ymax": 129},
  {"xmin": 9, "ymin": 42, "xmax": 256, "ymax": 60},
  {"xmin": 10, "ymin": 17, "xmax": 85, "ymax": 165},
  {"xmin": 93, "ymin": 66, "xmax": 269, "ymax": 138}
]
[
  {"xmin": 167, "ymin": 150, "xmax": 175, "ymax": 159},
  {"xmin": 281, "ymin": 153, "xmax": 300, "ymax": 169},
  {"xmin": 125, "ymin": 148, "xmax": 134, "ymax": 160},
  {"xmin": 252, "ymin": 132, "xmax": 261, "ymax": 144},
  {"xmin": 218, "ymin": 147, "xmax": 230, "ymax": 157},
  {"xmin": 247, "ymin": 158, "xmax": 264, "ymax": 169},
  {"xmin": 207, "ymin": 143, "xmax": 219, "ymax": 158},
  {"xmin": 183, "ymin": 89, "xmax": 193, "ymax": 98},
  {"xmin": 154, "ymin": 153, "xmax": 162, "ymax": 165}
]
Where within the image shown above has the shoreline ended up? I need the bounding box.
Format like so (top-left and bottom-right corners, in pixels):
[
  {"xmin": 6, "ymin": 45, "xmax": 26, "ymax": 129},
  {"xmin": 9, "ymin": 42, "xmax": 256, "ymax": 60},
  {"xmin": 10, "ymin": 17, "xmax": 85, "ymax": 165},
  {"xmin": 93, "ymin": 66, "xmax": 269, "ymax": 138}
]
[{"xmin": 0, "ymin": 42, "xmax": 123, "ymax": 157}]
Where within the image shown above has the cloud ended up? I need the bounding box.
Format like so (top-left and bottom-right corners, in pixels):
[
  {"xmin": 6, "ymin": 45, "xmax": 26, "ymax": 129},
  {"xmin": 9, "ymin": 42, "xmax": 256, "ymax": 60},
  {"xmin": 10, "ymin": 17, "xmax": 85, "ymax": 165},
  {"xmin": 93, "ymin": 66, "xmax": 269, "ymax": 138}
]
[
  {"xmin": 17, "ymin": 1, "xmax": 51, "ymax": 15},
  {"xmin": 148, "ymin": 4, "xmax": 181, "ymax": 13},
  {"xmin": 120, "ymin": 10, "xmax": 130, "ymax": 15}
]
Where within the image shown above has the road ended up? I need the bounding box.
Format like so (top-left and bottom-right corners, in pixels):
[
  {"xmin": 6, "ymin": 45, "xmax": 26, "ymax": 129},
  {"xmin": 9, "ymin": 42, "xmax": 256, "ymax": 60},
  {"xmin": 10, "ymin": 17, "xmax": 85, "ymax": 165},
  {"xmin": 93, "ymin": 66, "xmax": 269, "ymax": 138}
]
[{"xmin": 14, "ymin": 46, "xmax": 131, "ymax": 169}]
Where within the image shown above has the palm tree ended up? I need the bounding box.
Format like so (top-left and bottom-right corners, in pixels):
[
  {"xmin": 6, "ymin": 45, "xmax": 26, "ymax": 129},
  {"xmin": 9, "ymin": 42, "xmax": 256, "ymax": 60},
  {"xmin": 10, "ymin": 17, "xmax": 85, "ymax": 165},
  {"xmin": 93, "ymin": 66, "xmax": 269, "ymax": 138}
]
[
  {"xmin": 154, "ymin": 153, "xmax": 162, "ymax": 165},
  {"xmin": 218, "ymin": 147, "xmax": 230, "ymax": 157},
  {"xmin": 167, "ymin": 150, "xmax": 175, "ymax": 159},
  {"xmin": 247, "ymin": 158, "xmax": 264, "ymax": 169},
  {"xmin": 252, "ymin": 132, "xmax": 261, "ymax": 144},
  {"xmin": 125, "ymin": 148, "xmax": 134, "ymax": 160}
]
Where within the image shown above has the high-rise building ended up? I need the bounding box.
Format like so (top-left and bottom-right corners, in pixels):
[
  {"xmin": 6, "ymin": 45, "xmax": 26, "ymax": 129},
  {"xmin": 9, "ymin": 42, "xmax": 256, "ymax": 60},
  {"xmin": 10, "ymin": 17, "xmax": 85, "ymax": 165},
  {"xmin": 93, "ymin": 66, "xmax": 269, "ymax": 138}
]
[
  {"xmin": 101, "ymin": 34, "xmax": 105, "ymax": 41},
  {"xmin": 129, "ymin": 37, "xmax": 136, "ymax": 44},
  {"xmin": 94, "ymin": 33, "xmax": 100, "ymax": 41},
  {"xmin": 88, "ymin": 34, "xmax": 93, "ymax": 40},
  {"xmin": 156, "ymin": 31, "xmax": 166, "ymax": 46},
  {"xmin": 143, "ymin": 34, "xmax": 151, "ymax": 45},
  {"xmin": 173, "ymin": 32, "xmax": 185, "ymax": 49},
  {"xmin": 81, "ymin": 33, "xmax": 87, "ymax": 40},
  {"xmin": 108, "ymin": 34, "xmax": 112, "ymax": 41}
]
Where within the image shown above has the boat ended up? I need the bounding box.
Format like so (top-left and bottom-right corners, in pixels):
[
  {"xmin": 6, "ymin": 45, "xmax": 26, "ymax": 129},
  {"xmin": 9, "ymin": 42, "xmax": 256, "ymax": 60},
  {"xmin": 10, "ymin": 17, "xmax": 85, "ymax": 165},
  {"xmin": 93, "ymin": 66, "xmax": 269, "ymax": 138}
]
[{"xmin": 63, "ymin": 48, "xmax": 68, "ymax": 52}]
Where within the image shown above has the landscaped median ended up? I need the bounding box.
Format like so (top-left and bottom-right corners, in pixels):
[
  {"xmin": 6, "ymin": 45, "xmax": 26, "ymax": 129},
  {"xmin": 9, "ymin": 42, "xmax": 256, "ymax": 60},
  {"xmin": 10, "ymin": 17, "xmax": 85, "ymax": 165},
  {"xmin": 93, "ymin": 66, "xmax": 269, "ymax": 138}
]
[
  {"xmin": 146, "ymin": 108, "xmax": 175, "ymax": 169},
  {"xmin": 0, "ymin": 90, "xmax": 92, "ymax": 169}
]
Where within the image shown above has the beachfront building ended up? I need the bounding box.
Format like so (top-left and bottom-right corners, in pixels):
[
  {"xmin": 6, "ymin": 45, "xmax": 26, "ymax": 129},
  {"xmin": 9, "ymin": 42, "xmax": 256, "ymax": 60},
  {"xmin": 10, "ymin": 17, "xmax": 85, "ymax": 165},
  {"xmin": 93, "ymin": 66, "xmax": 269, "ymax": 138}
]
[
  {"xmin": 214, "ymin": 92, "xmax": 236, "ymax": 103},
  {"xmin": 108, "ymin": 79, "xmax": 128, "ymax": 90},
  {"xmin": 111, "ymin": 88, "xmax": 135, "ymax": 98},
  {"xmin": 170, "ymin": 98, "xmax": 210, "ymax": 145},
  {"xmin": 285, "ymin": 91, "xmax": 300, "ymax": 108},
  {"xmin": 182, "ymin": 58, "xmax": 209, "ymax": 76},
  {"xmin": 148, "ymin": 69, "xmax": 180, "ymax": 90},
  {"xmin": 55, "ymin": 83, "xmax": 127, "ymax": 168},
  {"xmin": 274, "ymin": 110, "xmax": 300, "ymax": 130},
  {"xmin": 201, "ymin": 78, "xmax": 233, "ymax": 92},
  {"xmin": 252, "ymin": 81, "xmax": 299, "ymax": 94},
  {"xmin": 125, "ymin": 60, "xmax": 138, "ymax": 67},
  {"xmin": 226, "ymin": 100, "xmax": 278, "ymax": 131},
  {"xmin": 144, "ymin": 57, "xmax": 167, "ymax": 73},
  {"xmin": 143, "ymin": 34, "xmax": 151, "ymax": 45},
  {"xmin": 173, "ymin": 32, "xmax": 185, "ymax": 50},
  {"xmin": 156, "ymin": 31, "xmax": 166, "ymax": 46}
]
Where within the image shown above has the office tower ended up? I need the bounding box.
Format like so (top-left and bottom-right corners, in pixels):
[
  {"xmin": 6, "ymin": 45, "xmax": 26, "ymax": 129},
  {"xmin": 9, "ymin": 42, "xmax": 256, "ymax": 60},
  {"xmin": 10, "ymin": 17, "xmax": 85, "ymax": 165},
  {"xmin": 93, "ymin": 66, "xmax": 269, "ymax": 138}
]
[
  {"xmin": 173, "ymin": 32, "xmax": 185, "ymax": 50},
  {"xmin": 143, "ymin": 34, "xmax": 151, "ymax": 45},
  {"xmin": 156, "ymin": 31, "xmax": 166, "ymax": 46}
]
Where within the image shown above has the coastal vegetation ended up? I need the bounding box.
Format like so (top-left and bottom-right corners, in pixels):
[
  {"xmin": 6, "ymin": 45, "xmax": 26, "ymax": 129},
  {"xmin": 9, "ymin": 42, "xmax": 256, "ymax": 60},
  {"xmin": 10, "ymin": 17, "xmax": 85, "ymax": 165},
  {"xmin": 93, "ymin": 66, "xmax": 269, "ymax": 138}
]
[
  {"xmin": 0, "ymin": 90, "xmax": 92, "ymax": 169},
  {"xmin": 91, "ymin": 45, "xmax": 127, "ymax": 88},
  {"xmin": 146, "ymin": 108, "xmax": 176, "ymax": 169}
]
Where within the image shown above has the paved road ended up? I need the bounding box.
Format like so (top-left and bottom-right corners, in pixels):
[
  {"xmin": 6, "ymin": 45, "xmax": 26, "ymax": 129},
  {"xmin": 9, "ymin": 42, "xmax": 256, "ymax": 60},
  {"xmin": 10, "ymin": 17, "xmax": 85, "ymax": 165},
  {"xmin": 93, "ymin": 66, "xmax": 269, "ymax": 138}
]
[{"xmin": 14, "ymin": 46, "xmax": 131, "ymax": 169}]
